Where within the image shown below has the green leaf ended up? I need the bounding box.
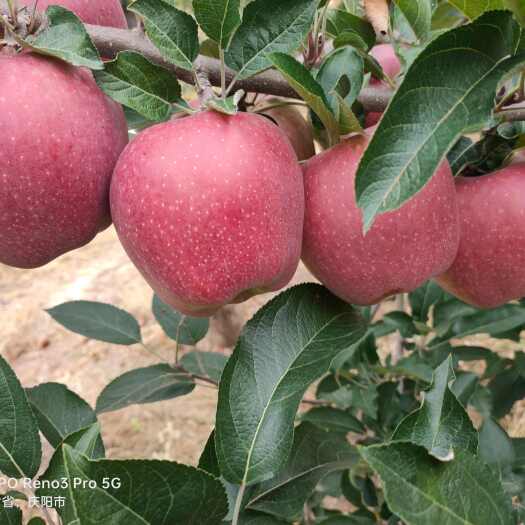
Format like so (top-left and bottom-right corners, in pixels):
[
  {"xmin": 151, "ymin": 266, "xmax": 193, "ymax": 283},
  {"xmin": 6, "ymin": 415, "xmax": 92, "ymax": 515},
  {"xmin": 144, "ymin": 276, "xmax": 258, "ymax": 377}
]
[
  {"xmin": 96, "ymin": 364, "xmax": 195, "ymax": 414},
  {"xmin": 26, "ymin": 383, "xmax": 98, "ymax": 448},
  {"xmin": 247, "ymin": 423, "xmax": 359, "ymax": 520},
  {"xmin": 489, "ymin": 367, "xmax": 525, "ymax": 417},
  {"xmin": 193, "ymin": 0, "xmax": 242, "ymax": 49},
  {"xmin": 382, "ymin": 311, "xmax": 417, "ymax": 337},
  {"xmin": 393, "ymin": 0, "xmax": 432, "ymax": 41},
  {"xmin": 318, "ymin": 517, "xmax": 375, "ymax": 525},
  {"xmin": 300, "ymin": 407, "xmax": 365, "ymax": 434},
  {"xmin": 0, "ymin": 355, "xmax": 41, "ymax": 479},
  {"xmin": 215, "ymin": 283, "xmax": 367, "ymax": 485},
  {"xmin": 449, "ymin": 371, "xmax": 479, "ymax": 405},
  {"xmin": 409, "ymin": 281, "xmax": 444, "ymax": 323},
  {"xmin": 63, "ymin": 423, "xmax": 105, "ymax": 459},
  {"xmin": 361, "ymin": 442, "xmax": 513, "ymax": 525},
  {"xmin": 27, "ymin": 518, "xmax": 45, "ymax": 525},
  {"xmin": 393, "ymin": 356, "xmax": 477, "ymax": 460},
  {"xmin": 225, "ymin": 0, "xmax": 318, "ymax": 79},
  {"xmin": 505, "ymin": 0, "xmax": 525, "ymax": 26},
  {"xmin": 206, "ymin": 92, "xmax": 243, "ymax": 114},
  {"xmin": 152, "ymin": 295, "xmax": 209, "ymax": 345},
  {"xmin": 316, "ymin": 46, "xmax": 364, "ymax": 126},
  {"xmin": 232, "ymin": 512, "xmax": 290, "ymax": 524},
  {"xmin": 180, "ymin": 351, "xmax": 228, "ymax": 383},
  {"xmin": 95, "ymin": 51, "xmax": 182, "ymax": 122},
  {"xmin": 479, "ymin": 418, "xmax": 515, "ymax": 475},
  {"xmin": 326, "ymin": 9, "xmax": 376, "ymax": 50},
  {"xmin": 390, "ymin": 353, "xmax": 433, "ymax": 383},
  {"xmin": 39, "ymin": 444, "xmax": 228, "ymax": 524},
  {"xmin": 431, "ymin": 304, "xmax": 525, "ymax": 348},
  {"xmin": 355, "ymin": 11, "xmax": 524, "ymax": 232},
  {"xmin": 129, "ymin": 0, "xmax": 199, "ymax": 70},
  {"xmin": 47, "ymin": 299, "xmax": 142, "ymax": 345},
  {"xmin": 0, "ymin": 503, "xmax": 22, "ymax": 525},
  {"xmin": 27, "ymin": 519, "xmax": 45, "ymax": 525},
  {"xmin": 269, "ymin": 53, "xmax": 340, "ymax": 146},
  {"xmin": 199, "ymin": 431, "xmax": 221, "ymax": 477},
  {"xmin": 28, "ymin": 6, "xmax": 103, "ymax": 69},
  {"xmin": 448, "ymin": 0, "xmax": 505, "ymax": 20}
]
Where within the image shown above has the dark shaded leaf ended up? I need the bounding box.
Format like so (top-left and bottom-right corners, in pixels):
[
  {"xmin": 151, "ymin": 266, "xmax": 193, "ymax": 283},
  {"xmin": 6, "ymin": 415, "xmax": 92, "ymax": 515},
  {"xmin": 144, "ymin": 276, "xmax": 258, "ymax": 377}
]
[
  {"xmin": 226, "ymin": 0, "xmax": 318, "ymax": 79},
  {"xmin": 39, "ymin": 444, "xmax": 228, "ymax": 524},
  {"xmin": 193, "ymin": 0, "xmax": 242, "ymax": 49},
  {"xmin": 247, "ymin": 423, "xmax": 359, "ymax": 520},
  {"xmin": 96, "ymin": 364, "xmax": 195, "ymax": 414},
  {"xmin": 29, "ymin": 6, "xmax": 102, "ymax": 69},
  {"xmin": 46, "ymin": 300, "xmax": 142, "ymax": 345},
  {"xmin": 95, "ymin": 51, "xmax": 182, "ymax": 122},
  {"xmin": 129, "ymin": 0, "xmax": 199, "ymax": 70},
  {"xmin": 215, "ymin": 284, "xmax": 367, "ymax": 485},
  {"xmin": 393, "ymin": 356, "xmax": 477, "ymax": 460},
  {"xmin": 269, "ymin": 53, "xmax": 340, "ymax": 146},
  {"xmin": 26, "ymin": 383, "xmax": 97, "ymax": 448},
  {"xmin": 355, "ymin": 11, "xmax": 523, "ymax": 231},
  {"xmin": 180, "ymin": 351, "xmax": 228, "ymax": 383},
  {"xmin": 300, "ymin": 407, "xmax": 365, "ymax": 434},
  {"xmin": 152, "ymin": 295, "xmax": 209, "ymax": 345},
  {"xmin": 63, "ymin": 423, "xmax": 105, "ymax": 460},
  {"xmin": 0, "ymin": 355, "xmax": 41, "ymax": 479},
  {"xmin": 361, "ymin": 442, "xmax": 513, "ymax": 525}
]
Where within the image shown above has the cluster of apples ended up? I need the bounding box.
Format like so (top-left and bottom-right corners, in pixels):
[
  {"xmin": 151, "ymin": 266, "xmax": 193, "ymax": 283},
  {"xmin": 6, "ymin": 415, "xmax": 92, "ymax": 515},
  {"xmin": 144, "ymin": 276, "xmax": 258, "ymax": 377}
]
[{"xmin": 1, "ymin": 2, "xmax": 524, "ymax": 317}]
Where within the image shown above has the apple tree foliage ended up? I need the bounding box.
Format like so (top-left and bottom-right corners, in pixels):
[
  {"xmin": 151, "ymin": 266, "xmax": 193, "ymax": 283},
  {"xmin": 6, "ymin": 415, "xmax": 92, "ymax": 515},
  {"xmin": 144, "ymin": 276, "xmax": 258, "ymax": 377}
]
[{"xmin": 3, "ymin": 0, "xmax": 525, "ymax": 524}]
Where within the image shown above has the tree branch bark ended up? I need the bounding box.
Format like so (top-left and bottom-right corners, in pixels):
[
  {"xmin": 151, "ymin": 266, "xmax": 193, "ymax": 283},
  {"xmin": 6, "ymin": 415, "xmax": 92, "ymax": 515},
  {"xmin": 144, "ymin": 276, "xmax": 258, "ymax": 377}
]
[
  {"xmin": 14, "ymin": 15, "xmax": 525, "ymax": 121},
  {"xmin": 84, "ymin": 24, "xmax": 393, "ymax": 112}
]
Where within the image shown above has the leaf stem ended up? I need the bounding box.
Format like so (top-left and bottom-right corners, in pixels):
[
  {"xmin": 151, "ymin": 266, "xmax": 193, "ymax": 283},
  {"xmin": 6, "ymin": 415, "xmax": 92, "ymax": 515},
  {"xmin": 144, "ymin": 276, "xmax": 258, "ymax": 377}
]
[
  {"xmin": 140, "ymin": 342, "xmax": 168, "ymax": 363},
  {"xmin": 219, "ymin": 48, "xmax": 226, "ymax": 98},
  {"xmin": 231, "ymin": 482, "xmax": 246, "ymax": 525}
]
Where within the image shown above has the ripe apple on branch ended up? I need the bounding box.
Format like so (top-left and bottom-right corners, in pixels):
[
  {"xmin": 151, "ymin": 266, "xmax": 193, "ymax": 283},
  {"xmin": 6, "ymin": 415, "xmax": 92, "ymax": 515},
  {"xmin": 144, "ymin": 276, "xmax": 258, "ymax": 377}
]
[{"xmin": 2, "ymin": 2, "xmax": 525, "ymax": 525}]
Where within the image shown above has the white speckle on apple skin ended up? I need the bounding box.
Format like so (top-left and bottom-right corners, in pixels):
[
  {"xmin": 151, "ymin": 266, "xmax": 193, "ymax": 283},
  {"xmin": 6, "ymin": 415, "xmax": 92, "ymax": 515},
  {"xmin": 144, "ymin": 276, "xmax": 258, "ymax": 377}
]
[
  {"xmin": 111, "ymin": 111, "xmax": 305, "ymax": 316},
  {"xmin": 302, "ymin": 133, "xmax": 460, "ymax": 305},
  {"xmin": 436, "ymin": 165, "xmax": 525, "ymax": 308},
  {"xmin": 17, "ymin": 0, "xmax": 128, "ymax": 28},
  {"xmin": 0, "ymin": 53, "xmax": 129, "ymax": 269}
]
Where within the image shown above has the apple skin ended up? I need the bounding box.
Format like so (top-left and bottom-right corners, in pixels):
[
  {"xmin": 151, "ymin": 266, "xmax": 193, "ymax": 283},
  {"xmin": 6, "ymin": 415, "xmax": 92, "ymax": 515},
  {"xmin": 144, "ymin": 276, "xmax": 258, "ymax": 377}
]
[
  {"xmin": 302, "ymin": 133, "xmax": 459, "ymax": 305},
  {"xmin": 259, "ymin": 99, "xmax": 316, "ymax": 161},
  {"xmin": 436, "ymin": 166, "xmax": 525, "ymax": 308},
  {"xmin": 369, "ymin": 44, "xmax": 401, "ymax": 84},
  {"xmin": 19, "ymin": 0, "xmax": 127, "ymax": 28},
  {"xmin": 0, "ymin": 53, "xmax": 128, "ymax": 269},
  {"xmin": 366, "ymin": 45, "xmax": 401, "ymax": 126},
  {"xmin": 111, "ymin": 110, "xmax": 305, "ymax": 317}
]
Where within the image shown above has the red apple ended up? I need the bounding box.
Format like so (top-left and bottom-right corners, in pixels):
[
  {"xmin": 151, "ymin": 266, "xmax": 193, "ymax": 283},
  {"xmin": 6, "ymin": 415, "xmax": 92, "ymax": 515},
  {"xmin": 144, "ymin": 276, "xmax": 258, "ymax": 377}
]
[
  {"xmin": 366, "ymin": 45, "xmax": 401, "ymax": 127},
  {"xmin": 18, "ymin": 0, "xmax": 127, "ymax": 28},
  {"xmin": 111, "ymin": 110, "xmax": 305, "ymax": 317},
  {"xmin": 0, "ymin": 53, "xmax": 128, "ymax": 269},
  {"xmin": 302, "ymin": 133, "xmax": 459, "ymax": 305},
  {"xmin": 365, "ymin": 111, "xmax": 382, "ymax": 128},
  {"xmin": 436, "ymin": 166, "xmax": 525, "ymax": 308},
  {"xmin": 369, "ymin": 44, "xmax": 401, "ymax": 84},
  {"xmin": 258, "ymin": 98, "xmax": 315, "ymax": 161}
]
